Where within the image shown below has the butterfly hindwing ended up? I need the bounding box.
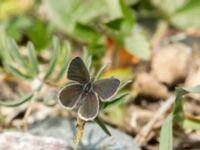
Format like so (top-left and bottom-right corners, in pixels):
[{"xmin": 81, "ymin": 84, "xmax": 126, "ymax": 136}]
[
  {"xmin": 67, "ymin": 57, "xmax": 90, "ymax": 84},
  {"xmin": 78, "ymin": 91, "xmax": 99, "ymax": 121},
  {"xmin": 93, "ymin": 78, "xmax": 120, "ymax": 101}
]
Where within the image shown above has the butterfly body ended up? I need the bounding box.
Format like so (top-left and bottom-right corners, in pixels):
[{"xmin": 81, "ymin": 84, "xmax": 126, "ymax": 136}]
[
  {"xmin": 83, "ymin": 80, "xmax": 93, "ymax": 94},
  {"xmin": 58, "ymin": 57, "xmax": 120, "ymax": 121}
]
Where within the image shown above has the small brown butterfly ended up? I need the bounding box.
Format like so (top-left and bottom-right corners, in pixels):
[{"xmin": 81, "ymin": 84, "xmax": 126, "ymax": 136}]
[{"xmin": 58, "ymin": 57, "xmax": 120, "ymax": 121}]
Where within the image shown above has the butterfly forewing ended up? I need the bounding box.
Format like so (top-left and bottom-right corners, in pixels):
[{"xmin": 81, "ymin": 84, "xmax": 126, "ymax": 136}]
[
  {"xmin": 93, "ymin": 78, "xmax": 120, "ymax": 101},
  {"xmin": 58, "ymin": 83, "xmax": 83, "ymax": 109},
  {"xmin": 78, "ymin": 91, "xmax": 99, "ymax": 121},
  {"xmin": 67, "ymin": 57, "xmax": 90, "ymax": 84}
]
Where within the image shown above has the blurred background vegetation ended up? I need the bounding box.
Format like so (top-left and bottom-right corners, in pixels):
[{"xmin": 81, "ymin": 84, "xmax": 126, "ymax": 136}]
[{"xmin": 0, "ymin": 0, "xmax": 200, "ymax": 150}]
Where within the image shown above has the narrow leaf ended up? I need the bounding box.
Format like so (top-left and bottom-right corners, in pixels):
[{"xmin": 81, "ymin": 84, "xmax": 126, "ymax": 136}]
[
  {"xmin": 182, "ymin": 117, "xmax": 200, "ymax": 130},
  {"xmin": 95, "ymin": 63, "xmax": 109, "ymax": 81},
  {"xmin": 55, "ymin": 42, "xmax": 71, "ymax": 82},
  {"xmin": 95, "ymin": 117, "xmax": 111, "ymax": 136},
  {"xmin": 44, "ymin": 37, "xmax": 60, "ymax": 80},
  {"xmin": 7, "ymin": 38, "xmax": 27, "ymax": 68},
  {"xmin": 103, "ymin": 93, "xmax": 128, "ymax": 109},
  {"xmin": 183, "ymin": 85, "xmax": 200, "ymax": 93},
  {"xmin": 0, "ymin": 92, "xmax": 34, "ymax": 107},
  {"xmin": 159, "ymin": 114, "xmax": 173, "ymax": 150},
  {"xmin": 7, "ymin": 65, "xmax": 32, "ymax": 80},
  {"xmin": 82, "ymin": 47, "xmax": 89, "ymax": 64},
  {"xmin": 27, "ymin": 42, "xmax": 39, "ymax": 75},
  {"xmin": 118, "ymin": 80, "xmax": 132, "ymax": 91},
  {"xmin": 55, "ymin": 62, "xmax": 67, "ymax": 82},
  {"xmin": 86, "ymin": 56, "xmax": 92, "ymax": 71}
]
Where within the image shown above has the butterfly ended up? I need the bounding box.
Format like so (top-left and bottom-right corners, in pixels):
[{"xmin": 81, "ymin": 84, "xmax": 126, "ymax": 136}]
[{"xmin": 58, "ymin": 57, "xmax": 120, "ymax": 121}]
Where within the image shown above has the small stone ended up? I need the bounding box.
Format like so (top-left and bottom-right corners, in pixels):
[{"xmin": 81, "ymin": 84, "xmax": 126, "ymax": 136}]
[
  {"xmin": 151, "ymin": 43, "xmax": 191, "ymax": 85},
  {"xmin": 29, "ymin": 117, "xmax": 141, "ymax": 150},
  {"xmin": 0, "ymin": 132, "xmax": 71, "ymax": 150},
  {"xmin": 133, "ymin": 72, "xmax": 169, "ymax": 99}
]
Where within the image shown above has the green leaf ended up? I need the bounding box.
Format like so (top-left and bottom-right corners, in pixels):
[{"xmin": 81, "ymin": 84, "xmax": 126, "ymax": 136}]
[
  {"xmin": 103, "ymin": 93, "xmax": 128, "ymax": 109},
  {"xmin": 182, "ymin": 118, "xmax": 200, "ymax": 130},
  {"xmin": 151, "ymin": 0, "xmax": 187, "ymax": 16},
  {"xmin": 27, "ymin": 42, "xmax": 39, "ymax": 75},
  {"xmin": 86, "ymin": 56, "xmax": 92, "ymax": 71},
  {"xmin": 82, "ymin": 47, "xmax": 89, "ymax": 64},
  {"xmin": 173, "ymin": 85, "xmax": 200, "ymax": 117},
  {"xmin": 0, "ymin": 37, "xmax": 12, "ymax": 66},
  {"xmin": 171, "ymin": 0, "xmax": 200, "ymax": 29},
  {"xmin": 44, "ymin": 37, "xmax": 60, "ymax": 80},
  {"xmin": 105, "ymin": 18, "xmax": 123, "ymax": 31},
  {"xmin": 118, "ymin": 80, "xmax": 132, "ymax": 91},
  {"xmin": 73, "ymin": 23, "xmax": 101, "ymax": 44},
  {"xmin": 105, "ymin": 0, "xmax": 135, "ymax": 35},
  {"xmin": 7, "ymin": 65, "xmax": 32, "ymax": 80},
  {"xmin": 0, "ymin": 91, "xmax": 34, "ymax": 107},
  {"xmin": 159, "ymin": 85, "xmax": 200, "ymax": 149},
  {"xmin": 94, "ymin": 63, "xmax": 109, "ymax": 81},
  {"xmin": 55, "ymin": 42, "xmax": 70, "ymax": 82},
  {"xmin": 27, "ymin": 18, "xmax": 53, "ymax": 51},
  {"xmin": 183, "ymin": 85, "xmax": 200, "ymax": 93},
  {"xmin": 159, "ymin": 114, "xmax": 173, "ymax": 150},
  {"xmin": 95, "ymin": 116, "xmax": 111, "ymax": 136},
  {"xmin": 45, "ymin": 0, "xmax": 106, "ymax": 43},
  {"xmin": 119, "ymin": 0, "xmax": 135, "ymax": 34},
  {"xmin": 125, "ymin": 33, "xmax": 151, "ymax": 60},
  {"xmin": 7, "ymin": 38, "xmax": 27, "ymax": 68},
  {"xmin": 5, "ymin": 16, "xmax": 32, "ymax": 41}
]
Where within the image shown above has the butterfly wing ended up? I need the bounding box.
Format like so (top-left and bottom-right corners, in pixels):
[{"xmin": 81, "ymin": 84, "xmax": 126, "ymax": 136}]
[
  {"xmin": 78, "ymin": 91, "xmax": 99, "ymax": 121},
  {"xmin": 93, "ymin": 78, "xmax": 120, "ymax": 101},
  {"xmin": 58, "ymin": 83, "xmax": 83, "ymax": 109},
  {"xmin": 67, "ymin": 57, "xmax": 90, "ymax": 84}
]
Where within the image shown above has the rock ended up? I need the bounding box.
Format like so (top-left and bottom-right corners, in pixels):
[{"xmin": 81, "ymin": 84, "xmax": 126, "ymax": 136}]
[
  {"xmin": 185, "ymin": 43, "xmax": 200, "ymax": 100},
  {"xmin": 151, "ymin": 43, "xmax": 191, "ymax": 85},
  {"xmin": 29, "ymin": 117, "xmax": 140, "ymax": 150},
  {"xmin": 133, "ymin": 72, "xmax": 169, "ymax": 99},
  {"xmin": 0, "ymin": 132, "xmax": 70, "ymax": 150}
]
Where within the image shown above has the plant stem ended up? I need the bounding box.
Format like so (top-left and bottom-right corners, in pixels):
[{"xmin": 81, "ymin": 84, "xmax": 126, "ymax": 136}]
[
  {"xmin": 150, "ymin": 20, "xmax": 168, "ymax": 49},
  {"xmin": 74, "ymin": 118, "xmax": 85, "ymax": 150}
]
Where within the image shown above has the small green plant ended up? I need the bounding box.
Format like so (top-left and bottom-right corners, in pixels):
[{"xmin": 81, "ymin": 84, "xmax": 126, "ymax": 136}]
[
  {"xmin": 160, "ymin": 85, "xmax": 200, "ymax": 150},
  {"xmin": 0, "ymin": 36, "xmax": 71, "ymax": 128},
  {"xmin": 57, "ymin": 56, "xmax": 130, "ymax": 149},
  {"xmin": 0, "ymin": 37, "xmax": 129, "ymax": 148}
]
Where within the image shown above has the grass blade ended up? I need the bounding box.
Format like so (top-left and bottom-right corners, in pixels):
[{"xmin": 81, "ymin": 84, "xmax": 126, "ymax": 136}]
[
  {"xmin": 95, "ymin": 116, "xmax": 111, "ymax": 136},
  {"xmin": 44, "ymin": 37, "xmax": 60, "ymax": 80},
  {"xmin": 159, "ymin": 114, "xmax": 173, "ymax": 150},
  {"xmin": 55, "ymin": 61, "xmax": 67, "ymax": 82},
  {"xmin": 82, "ymin": 47, "xmax": 89, "ymax": 63},
  {"xmin": 182, "ymin": 117, "xmax": 200, "ymax": 130},
  {"xmin": 159, "ymin": 85, "xmax": 200, "ymax": 149},
  {"xmin": 95, "ymin": 63, "xmax": 109, "ymax": 81},
  {"xmin": 27, "ymin": 42, "xmax": 39, "ymax": 75},
  {"xmin": 7, "ymin": 38, "xmax": 27, "ymax": 68},
  {"xmin": 55, "ymin": 42, "xmax": 71, "ymax": 82},
  {"xmin": 0, "ymin": 91, "xmax": 34, "ymax": 107},
  {"xmin": 118, "ymin": 80, "xmax": 132, "ymax": 91},
  {"xmin": 103, "ymin": 93, "xmax": 128, "ymax": 109},
  {"xmin": 86, "ymin": 56, "xmax": 92, "ymax": 71},
  {"xmin": 7, "ymin": 65, "xmax": 32, "ymax": 80}
]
